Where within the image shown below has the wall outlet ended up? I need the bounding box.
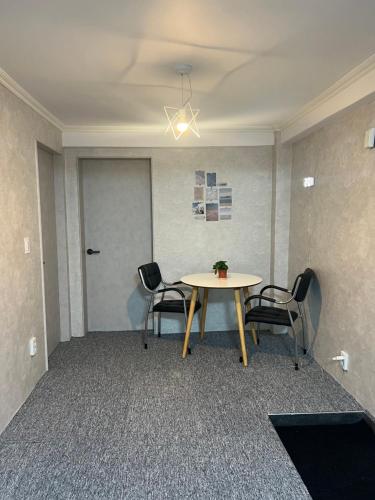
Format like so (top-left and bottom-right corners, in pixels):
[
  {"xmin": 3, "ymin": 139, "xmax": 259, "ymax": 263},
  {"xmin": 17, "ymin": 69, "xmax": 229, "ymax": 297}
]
[
  {"xmin": 29, "ymin": 337, "xmax": 37, "ymax": 357},
  {"xmin": 364, "ymin": 128, "xmax": 375, "ymax": 149},
  {"xmin": 332, "ymin": 350, "xmax": 349, "ymax": 371},
  {"xmin": 24, "ymin": 237, "xmax": 31, "ymax": 254}
]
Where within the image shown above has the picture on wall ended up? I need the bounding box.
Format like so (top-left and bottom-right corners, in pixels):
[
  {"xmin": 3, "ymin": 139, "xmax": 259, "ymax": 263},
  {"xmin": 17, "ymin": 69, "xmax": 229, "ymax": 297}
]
[
  {"xmin": 206, "ymin": 187, "xmax": 218, "ymax": 202},
  {"xmin": 192, "ymin": 170, "xmax": 232, "ymax": 222},
  {"xmin": 195, "ymin": 170, "xmax": 205, "ymax": 186},
  {"xmin": 207, "ymin": 172, "xmax": 216, "ymax": 187},
  {"xmin": 220, "ymin": 207, "xmax": 232, "ymax": 220},
  {"xmin": 206, "ymin": 203, "xmax": 219, "ymax": 221},
  {"xmin": 219, "ymin": 187, "xmax": 232, "ymax": 207},
  {"xmin": 194, "ymin": 186, "xmax": 204, "ymax": 201},
  {"xmin": 192, "ymin": 202, "xmax": 205, "ymax": 219}
]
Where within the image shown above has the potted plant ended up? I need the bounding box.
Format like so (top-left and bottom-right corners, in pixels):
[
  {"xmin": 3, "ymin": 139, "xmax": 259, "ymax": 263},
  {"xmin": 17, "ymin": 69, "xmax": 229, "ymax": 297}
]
[{"xmin": 212, "ymin": 260, "xmax": 229, "ymax": 278}]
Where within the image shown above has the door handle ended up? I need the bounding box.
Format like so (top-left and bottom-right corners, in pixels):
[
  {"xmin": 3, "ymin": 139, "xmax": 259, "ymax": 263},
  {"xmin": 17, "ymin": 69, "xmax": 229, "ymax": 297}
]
[{"xmin": 87, "ymin": 249, "xmax": 100, "ymax": 255}]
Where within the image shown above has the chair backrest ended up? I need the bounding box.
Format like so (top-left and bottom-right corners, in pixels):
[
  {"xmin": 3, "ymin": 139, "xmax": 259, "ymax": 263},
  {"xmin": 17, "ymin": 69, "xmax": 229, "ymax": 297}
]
[
  {"xmin": 138, "ymin": 262, "xmax": 162, "ymax": 291},
  {"xmin": 291, "ymin": 268, "xmax": 314, "ymax": 302}
]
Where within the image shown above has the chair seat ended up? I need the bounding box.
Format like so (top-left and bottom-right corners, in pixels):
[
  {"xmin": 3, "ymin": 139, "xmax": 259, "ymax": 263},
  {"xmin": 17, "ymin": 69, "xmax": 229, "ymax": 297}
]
[
  {"xmin": 245, "ymin": 306, "xmax": 298, "ymax": 326},
  {"xmin": 153, "ymin": 299, "xmax": 201, "ymax": 314}
]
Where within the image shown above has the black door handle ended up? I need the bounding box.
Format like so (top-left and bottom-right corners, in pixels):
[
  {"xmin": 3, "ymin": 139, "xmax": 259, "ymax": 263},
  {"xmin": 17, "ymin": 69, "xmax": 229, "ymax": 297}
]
[{"xmin": 87, "ymin": 249, "xmax": 100, "ymax": 255}]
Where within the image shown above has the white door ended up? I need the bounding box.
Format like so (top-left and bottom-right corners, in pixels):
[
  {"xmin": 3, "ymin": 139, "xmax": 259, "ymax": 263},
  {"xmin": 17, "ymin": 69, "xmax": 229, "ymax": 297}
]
[
  {"xmin": 80, "ymin": 158, "xmax": 152, "ymax": 332},
  {"xmin": 38, "ymin": 147, "xmax": 61, "ymax": 355}
]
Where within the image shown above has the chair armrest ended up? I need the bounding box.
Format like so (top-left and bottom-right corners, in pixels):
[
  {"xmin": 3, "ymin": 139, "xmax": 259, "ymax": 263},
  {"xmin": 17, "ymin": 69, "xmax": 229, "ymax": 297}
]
[
  {"xmin": 260, "ymin": 284, "xmax": 290, "ymax": 295},
  {"xmin": 162, "ymin": 280, "xmax": 183, "ymax": 286},
  {"xmin": 154, "ymin": 287, "xmax": 186, "ymax": 299},
  {"xmin": 244, "ymin": 294, "xmax": 276, "ymax": 306},
  {"xmin": 245, "ymin": 293, "xmax": 296, "ymax": 307}
]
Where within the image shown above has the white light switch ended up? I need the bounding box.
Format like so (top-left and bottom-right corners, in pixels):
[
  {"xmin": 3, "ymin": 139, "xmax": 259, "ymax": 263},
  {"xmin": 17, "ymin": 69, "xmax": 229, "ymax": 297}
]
[
  {"xmin": 29, "ymin": 337, "xmax": 37, "ymax": 357},
  {"xmin": 24, "ymin": 237, "xmax": 31, "ymax": 254},
  {"xmin": 303, "ymin": 177, "xmax": 315, "ymax": 188}
]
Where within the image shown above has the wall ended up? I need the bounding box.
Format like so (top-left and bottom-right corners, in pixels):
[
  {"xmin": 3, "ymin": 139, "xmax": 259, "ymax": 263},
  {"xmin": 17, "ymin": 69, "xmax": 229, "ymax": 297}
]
[
  {"xmin": 289, "ymin": 98, "xmax": 375, "ymax": 415},
  {"xmin": 0, "ymin": 83, "xmax": 62, "ymax": 434},
  {"xmin": 64, "ymin": 146, "xmax": 273, "ymax": 335}
]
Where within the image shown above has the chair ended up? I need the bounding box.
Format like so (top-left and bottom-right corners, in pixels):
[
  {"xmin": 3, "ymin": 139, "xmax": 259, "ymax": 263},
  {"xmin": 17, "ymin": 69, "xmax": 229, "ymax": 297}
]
[
  {"xmin": 244, "ymin": 268, "xmax": 314, "ymax": 370},
  {"xmin": 138, "ymin": 262, "xmax": 201, "ymax": 350}
]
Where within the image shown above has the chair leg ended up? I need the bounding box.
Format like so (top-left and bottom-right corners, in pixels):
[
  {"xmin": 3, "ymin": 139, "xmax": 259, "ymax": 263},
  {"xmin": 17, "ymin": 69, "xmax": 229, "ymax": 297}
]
[
  {"xmin": 143, "ymin": 311, "xmax": 148, "ymax": 350},
  {"xmin": 243, "ymin": 287, "xmax": 258, "ymax": 345},
  {"xmin": 299, "ymin": 304, "xmax": 307, "ymax": 355},
  {"xmin": 257, "ymin": 324, "xmax": 260, "ymax": 345},
  {"xmin": 301, "ymin": 317, "xmax": 307, "ymax": 355},
  {"xmin": 143, "ymin": 297, "xmax": 152, "ymax": 349},
  {"xmin": 183, "ymin": 301, "xmax": 191, "ymax": 355},
  {"xmin": 158, "ymin": 312, "xmax": 162, "ymax": 337},
  {"xmin": 290, "ymin": 322, "xmax": 299, "ymax": 370}
]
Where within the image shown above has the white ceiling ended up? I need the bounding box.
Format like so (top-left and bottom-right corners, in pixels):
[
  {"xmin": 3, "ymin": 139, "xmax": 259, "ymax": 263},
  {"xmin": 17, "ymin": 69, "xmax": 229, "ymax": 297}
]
[{"xmin": 0, "ymin": 0, "xmax": 374, "ymax": 130}]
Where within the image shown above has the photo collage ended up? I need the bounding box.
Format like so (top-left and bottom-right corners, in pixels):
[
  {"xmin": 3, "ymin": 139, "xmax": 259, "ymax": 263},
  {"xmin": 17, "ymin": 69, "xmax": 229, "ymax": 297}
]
[{"xmin": 192, "ymin": 170, "xmax": 232, "ymax": 221}]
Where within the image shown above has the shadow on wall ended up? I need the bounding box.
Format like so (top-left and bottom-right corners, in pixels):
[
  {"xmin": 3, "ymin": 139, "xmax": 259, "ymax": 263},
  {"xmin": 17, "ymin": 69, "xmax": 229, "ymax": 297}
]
[{"xmin": 306, "ymin": 273, "xmax": 322, "ymax": 351}]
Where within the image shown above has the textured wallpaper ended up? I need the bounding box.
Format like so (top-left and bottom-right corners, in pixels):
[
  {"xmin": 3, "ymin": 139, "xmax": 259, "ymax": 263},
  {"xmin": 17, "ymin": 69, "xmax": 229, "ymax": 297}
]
[
  {"xmin": 289, "ymin": 98, "xmax": 375, "ymax": 415},
  {"xmin": 0, "ymin": 84, "xmax": 62, "ymax": 433},
  {"xmin": 64, "ymin": 146, "xmax": 273, "ymax": 336}
]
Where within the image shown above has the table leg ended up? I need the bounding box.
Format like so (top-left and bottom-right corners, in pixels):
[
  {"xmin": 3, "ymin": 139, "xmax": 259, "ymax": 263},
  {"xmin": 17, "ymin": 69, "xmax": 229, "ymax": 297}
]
[
  {"xmin": 200, "ymin": 288, "xmax": 209, "ymax": 339},
  {"xmin": 234, "ymin": 288, "xmax": 248, "ymax": 367},
  {"xmin": 182, "ymin": 286, "xmax": 199, "ymax": 358},
  {"xmin": 243, "ymin": 286, "xmax": 258, "ymax": 345}
]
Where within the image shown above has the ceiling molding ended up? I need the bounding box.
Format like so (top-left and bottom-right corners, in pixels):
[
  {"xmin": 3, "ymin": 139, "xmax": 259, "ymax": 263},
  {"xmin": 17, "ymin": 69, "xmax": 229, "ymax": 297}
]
[
  {"xmin": 62, "ymin": 126, "xmax": 275, "ymax": 148},
  {"xmin": 280, "ymin": 53, "xmax": 375, "ymax": 143},
  {"xmin": 0, "ymin": 67, "xmax": 64, "ymax": 130},
  {"xmin": 2, "ymin": 51, "xmax": 375, "ymax": 147}
]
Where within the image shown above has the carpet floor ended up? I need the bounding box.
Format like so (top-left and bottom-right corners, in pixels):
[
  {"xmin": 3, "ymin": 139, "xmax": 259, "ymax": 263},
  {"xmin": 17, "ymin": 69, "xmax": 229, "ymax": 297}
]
[{"xmin": 0, "ymin": 331, "xmax": 362, "ymax": 499}]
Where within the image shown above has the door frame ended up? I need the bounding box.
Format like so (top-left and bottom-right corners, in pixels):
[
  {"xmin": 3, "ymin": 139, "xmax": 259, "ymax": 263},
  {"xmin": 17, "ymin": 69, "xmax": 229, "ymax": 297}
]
[
  {"xmin": 35, "ymin": 141, "xmax": 62, "ymax": 370},
  {"xmin": 77, "ymin": 154, "xmax": 154, "ymax": 336}
]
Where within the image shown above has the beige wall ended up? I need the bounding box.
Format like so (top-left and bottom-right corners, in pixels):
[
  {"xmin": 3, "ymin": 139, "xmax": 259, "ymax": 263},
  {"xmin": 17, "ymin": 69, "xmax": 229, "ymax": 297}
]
[
  {"xmin": 289, "ymin": 98, "xmax": 375, "ymax": 415},
  {"xmin": 64, "ymin": 146, "xmax": 273, "ymax": 336},
  {"xmin": 0, "ymin": 84, "xmax": 62, "ymax": 434}
]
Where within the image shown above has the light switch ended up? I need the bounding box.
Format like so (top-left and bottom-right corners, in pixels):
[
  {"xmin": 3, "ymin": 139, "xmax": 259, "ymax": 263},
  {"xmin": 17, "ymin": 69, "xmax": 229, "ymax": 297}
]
[
  {"xmin": 303, "ymin": 177, "xmax": 315, "ymax": 188},
  {"xmin": 24, "ymin": 237, "xmax": 31, "ymax": 254},
  {"xmin": 29, "ymin": 337, "xmax": 37, "ymax": 356}
]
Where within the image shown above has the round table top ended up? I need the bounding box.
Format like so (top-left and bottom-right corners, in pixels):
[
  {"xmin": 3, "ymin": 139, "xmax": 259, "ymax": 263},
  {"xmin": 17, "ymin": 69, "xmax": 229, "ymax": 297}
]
[{"xmin": 181, "ymin": 272, "xmax": 263, "ymax": 289}]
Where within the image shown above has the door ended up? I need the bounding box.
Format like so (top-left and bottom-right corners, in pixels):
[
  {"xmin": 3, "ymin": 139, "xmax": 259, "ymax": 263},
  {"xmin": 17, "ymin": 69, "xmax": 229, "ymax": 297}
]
[
  {"xmin": 38, "ymin": 146, "xmax": 61, "ymax": 355},
  {"xmin": 80, "ymin": 158, "xmax": 152, "ymax": 332}
]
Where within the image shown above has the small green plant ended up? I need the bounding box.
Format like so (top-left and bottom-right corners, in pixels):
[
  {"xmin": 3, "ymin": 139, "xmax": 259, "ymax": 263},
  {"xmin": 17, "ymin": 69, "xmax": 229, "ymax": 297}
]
[{"xmin": 212, "ymin": 260, "xmax": 228, "ymax": 274}]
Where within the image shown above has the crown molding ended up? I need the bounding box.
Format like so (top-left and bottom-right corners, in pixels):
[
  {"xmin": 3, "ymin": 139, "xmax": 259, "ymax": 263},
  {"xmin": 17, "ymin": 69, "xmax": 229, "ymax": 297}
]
[
  {"xmin": 280, "ymin": 53, "xmax": 375, "ymax": 143},
  {"xmin": 0, "ymin": 67, "xmax": 64, "ymax": 130},
  {"xmin": 62, "ymin": 125, "xmax": 275, "ymax": 147},
  {"xmin": 3, "ymin": 51, "xmax": 375, "ymax": 147}
]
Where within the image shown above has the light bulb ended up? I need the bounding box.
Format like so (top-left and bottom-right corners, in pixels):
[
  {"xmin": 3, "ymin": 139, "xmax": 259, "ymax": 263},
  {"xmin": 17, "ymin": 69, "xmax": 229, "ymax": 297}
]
[{"xmin": 176, "ymin": 121, "xmax": 188, "ymax": 133}]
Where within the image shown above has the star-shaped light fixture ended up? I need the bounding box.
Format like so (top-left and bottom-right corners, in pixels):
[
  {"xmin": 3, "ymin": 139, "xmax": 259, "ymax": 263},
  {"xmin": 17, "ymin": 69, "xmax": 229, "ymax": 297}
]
[{"xmin": 164, "ymin": 64, "xmax": 200, "ymax": 140}]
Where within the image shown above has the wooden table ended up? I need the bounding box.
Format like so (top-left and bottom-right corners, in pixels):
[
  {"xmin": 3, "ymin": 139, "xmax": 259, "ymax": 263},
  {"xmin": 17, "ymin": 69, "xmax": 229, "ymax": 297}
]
[{"xmin": 180, "ymin": 273, "xmax": 263, "ymax": 367}]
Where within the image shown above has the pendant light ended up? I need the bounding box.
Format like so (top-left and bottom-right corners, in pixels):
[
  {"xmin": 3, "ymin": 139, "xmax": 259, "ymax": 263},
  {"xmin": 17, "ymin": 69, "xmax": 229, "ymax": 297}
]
[{"xmin": 164, "ymin": 64, "xmax": 200, "ymax": 140}]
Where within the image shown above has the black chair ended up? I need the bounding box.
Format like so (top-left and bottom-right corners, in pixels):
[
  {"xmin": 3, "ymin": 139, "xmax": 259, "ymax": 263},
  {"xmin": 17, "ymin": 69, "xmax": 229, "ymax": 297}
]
[
  {"xmin": 244, "ymin": 268, "xmax": 314, "ymax": 370},
  {"xmin": 138, "ymin": 262, "xmax": 201, "ymax": 350}
]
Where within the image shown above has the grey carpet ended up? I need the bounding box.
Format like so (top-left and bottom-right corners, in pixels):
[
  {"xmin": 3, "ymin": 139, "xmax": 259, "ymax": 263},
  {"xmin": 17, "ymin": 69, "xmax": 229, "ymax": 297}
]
[{"xmin": 0, "ymin": 331, "xmax": 361, "ymax": 500}]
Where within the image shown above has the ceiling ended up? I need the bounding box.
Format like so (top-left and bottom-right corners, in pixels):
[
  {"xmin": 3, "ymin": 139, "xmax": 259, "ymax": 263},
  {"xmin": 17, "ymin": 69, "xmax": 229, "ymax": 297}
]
[{"xmin": 0, "ymin": 0, "xmax": 374, "ymax": 130}]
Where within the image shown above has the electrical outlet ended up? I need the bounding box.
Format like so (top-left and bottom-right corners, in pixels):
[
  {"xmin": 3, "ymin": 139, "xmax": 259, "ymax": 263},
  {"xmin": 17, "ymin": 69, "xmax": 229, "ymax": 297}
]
[
  {"xmin": 29, "ymin": 337, "xmax": 37, "ymax": 357},
  {"xmin": 364, "ymin": 128, "xmax": 375, "ymax": 149},
  {"xmin": 332, "ymin": 350, "xmax": 349, "ymax": 371},
  {"xmin": 24, "ymin": 237, "xmax": 31, "ymax": 254}
]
